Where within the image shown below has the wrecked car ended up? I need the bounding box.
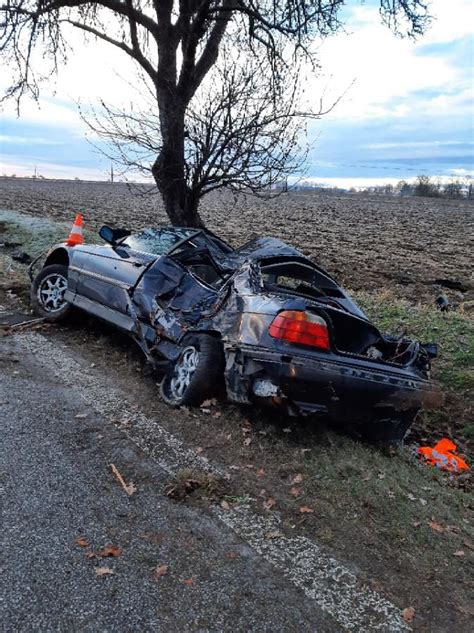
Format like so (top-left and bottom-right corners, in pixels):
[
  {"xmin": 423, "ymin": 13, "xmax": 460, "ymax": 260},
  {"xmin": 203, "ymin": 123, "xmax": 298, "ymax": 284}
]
[{"xmin": 29, "ymin": 225, "xmax": 439, "ymax": 443}]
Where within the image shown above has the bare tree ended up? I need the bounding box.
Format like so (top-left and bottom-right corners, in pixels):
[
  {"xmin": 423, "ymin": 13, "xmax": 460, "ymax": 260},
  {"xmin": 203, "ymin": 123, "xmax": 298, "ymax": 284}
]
[
  {"xmin": 1, "ymin": 1, "xmax": 431, "ymax": 226},
  {"xmin": 414, "ymin": 174, "xmax": 437, "ymax": 198},
  {"xmin": 81, "ymin": 52, "xmax": 332, "ymax": 213},
  {"xmin": 444, "ymin": 177, "xmax": 463, "ymax": 199}
]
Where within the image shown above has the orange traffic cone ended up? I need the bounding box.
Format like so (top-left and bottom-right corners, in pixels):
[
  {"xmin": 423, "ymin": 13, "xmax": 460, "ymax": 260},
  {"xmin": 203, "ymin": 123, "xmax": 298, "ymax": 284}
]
[{"xmin": 66, "ymin": 213, "xmax": 84, "ymax": 246}]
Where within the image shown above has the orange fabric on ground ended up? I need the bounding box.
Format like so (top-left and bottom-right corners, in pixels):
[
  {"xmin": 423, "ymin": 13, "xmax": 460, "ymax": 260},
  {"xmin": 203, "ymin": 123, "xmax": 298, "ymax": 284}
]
[{"xmin": 418, "ymin": 438, "xmax": 469, "ymax": 473}]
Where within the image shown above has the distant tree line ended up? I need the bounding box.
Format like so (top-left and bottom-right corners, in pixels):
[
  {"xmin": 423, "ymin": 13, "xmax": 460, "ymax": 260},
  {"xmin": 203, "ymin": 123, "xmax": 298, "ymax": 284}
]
[{"xmin": 355, "ymin": 175, "xmax": 473, "ymax": 200}]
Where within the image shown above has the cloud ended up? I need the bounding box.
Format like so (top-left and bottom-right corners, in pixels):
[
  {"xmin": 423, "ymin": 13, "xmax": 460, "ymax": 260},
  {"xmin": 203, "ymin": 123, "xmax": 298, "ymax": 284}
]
[
  {"xmin": 0, "ymin": 0, "xmax": 472, "ymax": 185},
  {"xmin": 0, "ymin": 156, "xmax": 107, "ymax": 180},
  {"xmin": 307, "ymin": 0, "xmax": 473, "ymax": 123},
  {"xmin": 0, "ymin": 134, "xmax": 65, "ymax": 146},
  {"xmin": 362, "ymin": 141, "xmax": 473, "ymax": 150}
]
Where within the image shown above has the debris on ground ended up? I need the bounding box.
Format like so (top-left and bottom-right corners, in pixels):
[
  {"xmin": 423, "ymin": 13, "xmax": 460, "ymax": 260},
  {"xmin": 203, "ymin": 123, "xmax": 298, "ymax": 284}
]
[
  {"xmin": 0, "ymin": 316, "xmax": 46, "ymax": 337},
  {"xmin": 110, "ymin": 463, "xmax": 138, "ymax": 496},
  {"xmin": 94, "ymin": 544, "xmax": 122, "ymax": 558},
  {"xmin": 418, "ymin": 438, "xmax": 469, "ymax": 473},
  {"xmin": 401, "ymin": 606, "xmax": 416, "ymax": 623},
  {"xmin": 435, "ymin": 296, "xmax": 450, "ymax": 311},
  {"xmin": 165, "ymin": 469, "xmax": 230, "ymax": 504},
  {"xmin": 95, "ymin": 567, "xmax": 114, "ymax": 577},
  {"xmin": 11, "ymin": 250, "xmax": 31, "ymax": 264},
  {"xmin": 153, "ymin": 564, "xmax": 168, "ymax": 580}
]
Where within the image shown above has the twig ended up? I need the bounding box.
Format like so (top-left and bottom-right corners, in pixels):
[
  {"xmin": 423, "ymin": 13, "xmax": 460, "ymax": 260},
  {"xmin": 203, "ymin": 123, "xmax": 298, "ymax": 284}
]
[
  {"xmin": 110, "ymin": 463, "xmax": 137, "ymax": 496},
  {"xmin": 0, "ymin": 316, "xmax": 46, "ymax": 336}
]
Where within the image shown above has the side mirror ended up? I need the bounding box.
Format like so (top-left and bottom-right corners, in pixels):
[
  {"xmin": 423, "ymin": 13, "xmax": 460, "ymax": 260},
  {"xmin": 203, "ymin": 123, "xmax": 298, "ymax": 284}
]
[{"xmin": 99, "ymin": 225, "xmax": 116, "ymax": 244}]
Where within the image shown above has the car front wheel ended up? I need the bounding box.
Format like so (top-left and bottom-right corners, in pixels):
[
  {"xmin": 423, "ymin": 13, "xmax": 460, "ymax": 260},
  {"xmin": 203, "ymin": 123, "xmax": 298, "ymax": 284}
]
[
  {"xmin": 160, "ymin": 334, "xmax": 225, "ymax": 407},
  {"xmin": 31, "ymin": 264, "xmax": 72, "ymax": 322}
]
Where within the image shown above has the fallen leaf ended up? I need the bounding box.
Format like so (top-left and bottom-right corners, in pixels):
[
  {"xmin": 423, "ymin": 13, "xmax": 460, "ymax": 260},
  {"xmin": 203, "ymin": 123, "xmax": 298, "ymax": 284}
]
[
  {"xmin": 221, "ymin": 499, "xmax": 230, "ymax": 511},
  {"xmin": 291, "ymin": 473, "xmax": 303, "ymax": 485},
  {"xmin": 413, "ymin": 521, "xmax": 422, "ymax": 528},
  {"xmin": 419, "ymin": 498, "xmax": 427, "ymax": 506},
  {"xmin": 95, "ymin": 567, "xmax": 114, "ymax": 577},
  {"xmin": 428, "ymin": 520, "xmax": 444, "ymax": 533},
  {"xmin": 154, "ymin": 564, "xmax": 168, "ymax": 580},
  {"xmin": 183, "ymin": 578, "xmax": 194, "ymax": 585},
  {"xmin": 263, "ymin": 497, "xmax": 276, "ymax": 510},
  {"xmin": 201, "ymin": 398, "xmax": 216, "ymax": 408},
  {"xmin": 85, "ymin": 551, "xmax": 95, "ymax": 559},
  {"xmin": 407, "ymin": 493, "xmax": 416, "ymax": 502},
  {"xmin": 212, "ymin": 411, "xmax": 221, "ymax": 419},
  {"xmin": 377, "ymin": 472, "xmax": 385, "ymax": 480},
  {"xmin": 243, "ymin": 437, "xmax": 252, "ymax": 447},
  {"xmin": 265, "ymin": 530, "xmax": 284, "ymax": 540},
  {"xmin": 290, "ymin": 486, "xmax": 301, "ymax": 498},
  {"xmin": 256, "ymin": 468, "xmax": 265, "ymax": 477},
  {"xmin": 299, "ymin": 505, "xmax": 314, "ymax": 514},
  {"xmin": 74, "ymin": 536, "xmax": 90, "ymax": 547},
  {"xmin": 453, "ymin": 550, "xmax": 465, "ymax": 557},
  {"xmin": 401, "ymin": 606, "xmax": 415, "ymax": 623},
  {"xmin": 196, "ymin": 447, "xmax": 204, "ymax": 454},
  {"xmin": 96, "ymin": 544, "xmax": 122, "ymax": 558},
  {"xmin": 75, "ymin": 413, "xmax": 88, "ymax": 419}
]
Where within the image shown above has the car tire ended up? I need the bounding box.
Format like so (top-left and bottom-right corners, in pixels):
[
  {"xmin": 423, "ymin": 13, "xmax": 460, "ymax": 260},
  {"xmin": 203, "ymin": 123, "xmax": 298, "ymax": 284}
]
[
  {"xmin": 160, "ymin": 334, "xmax": 225, "ymax": 407},
  {"xmin": 31, "ymin": 264, "xmax": 72, "ymax": 322}
]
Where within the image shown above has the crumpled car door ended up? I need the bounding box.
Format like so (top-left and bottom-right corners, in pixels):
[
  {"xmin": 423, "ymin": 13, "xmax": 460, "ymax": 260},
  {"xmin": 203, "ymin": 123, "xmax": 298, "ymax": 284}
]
[{"xmin": 74, "ymin": 245, "xmax": 154, "ymax": 312}]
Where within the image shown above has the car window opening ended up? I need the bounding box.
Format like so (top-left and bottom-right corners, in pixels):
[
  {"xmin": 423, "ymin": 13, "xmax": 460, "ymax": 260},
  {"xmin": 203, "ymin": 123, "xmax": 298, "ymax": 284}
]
[{"xmin": 261, "ymin": 261, "xmax": 345, "ymax": 301}]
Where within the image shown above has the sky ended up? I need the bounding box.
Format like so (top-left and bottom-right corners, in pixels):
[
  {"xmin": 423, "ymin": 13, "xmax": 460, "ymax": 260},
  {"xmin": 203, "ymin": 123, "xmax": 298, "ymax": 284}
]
[{"xmin": 0, "ymin": 0, "xmax": 473, "ymax": 188}]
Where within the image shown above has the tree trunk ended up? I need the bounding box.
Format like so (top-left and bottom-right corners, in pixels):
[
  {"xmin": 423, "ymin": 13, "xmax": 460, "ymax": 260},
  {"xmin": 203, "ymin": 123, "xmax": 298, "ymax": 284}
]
[{"xmin": 152, "ymin": 99, "xmax": 203, "ymax": 228}]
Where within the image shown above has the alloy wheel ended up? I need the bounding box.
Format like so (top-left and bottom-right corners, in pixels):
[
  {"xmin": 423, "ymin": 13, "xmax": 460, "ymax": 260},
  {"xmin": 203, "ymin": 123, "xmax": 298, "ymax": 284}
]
[
  {"xmin": 169, "ymin": 346, "xmax": 200, "ymax": 399},
  {"xmin": 37, "ymin": 273, "xmax": 68, "ymax": 312}
]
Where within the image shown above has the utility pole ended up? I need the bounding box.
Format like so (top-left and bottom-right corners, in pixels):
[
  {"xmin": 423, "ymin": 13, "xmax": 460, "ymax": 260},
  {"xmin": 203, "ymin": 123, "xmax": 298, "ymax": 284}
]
[{"xmin": 110, "ymin": 163, "xmax": 114, "ymax": 183}]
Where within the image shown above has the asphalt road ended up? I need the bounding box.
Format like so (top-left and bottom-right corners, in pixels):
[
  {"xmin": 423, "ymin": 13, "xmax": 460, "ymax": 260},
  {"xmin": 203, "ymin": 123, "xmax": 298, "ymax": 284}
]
[{"xmin": 0, "ymin": 334, "xmax": 337, "ymax": 632}]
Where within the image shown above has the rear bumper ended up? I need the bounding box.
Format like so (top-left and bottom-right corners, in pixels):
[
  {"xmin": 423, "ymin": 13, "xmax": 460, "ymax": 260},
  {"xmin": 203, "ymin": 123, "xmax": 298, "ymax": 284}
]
[{"xmin": 226, "ymin": 344, "xmax": 441, "ymax": 421}]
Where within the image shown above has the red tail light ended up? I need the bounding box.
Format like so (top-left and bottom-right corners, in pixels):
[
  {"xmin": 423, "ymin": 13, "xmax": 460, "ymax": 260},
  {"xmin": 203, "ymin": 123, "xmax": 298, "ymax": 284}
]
[{"xmin": 269, "ymin": 310, "xmax": 330, "ymax": 350}]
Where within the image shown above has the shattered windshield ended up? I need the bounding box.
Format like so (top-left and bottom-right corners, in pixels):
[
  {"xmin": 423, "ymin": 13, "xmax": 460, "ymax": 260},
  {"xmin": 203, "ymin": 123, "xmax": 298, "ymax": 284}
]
[{"xmin": 120, "ymin": 228, "xmax": 198, "ymax": 255}]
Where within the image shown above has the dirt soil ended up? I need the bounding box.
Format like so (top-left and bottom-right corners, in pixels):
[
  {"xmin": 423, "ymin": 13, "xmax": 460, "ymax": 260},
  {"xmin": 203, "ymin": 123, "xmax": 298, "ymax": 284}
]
[{"xmin": 1, "ymin": 177, "xmax": 473, "ymax": 305}]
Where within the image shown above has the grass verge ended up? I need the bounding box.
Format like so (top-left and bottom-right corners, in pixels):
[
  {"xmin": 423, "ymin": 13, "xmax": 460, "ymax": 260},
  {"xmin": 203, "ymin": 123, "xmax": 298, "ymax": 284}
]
[{"xmin": 356, "ymin": 290, "xmax": 473, "ymax": 457}]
